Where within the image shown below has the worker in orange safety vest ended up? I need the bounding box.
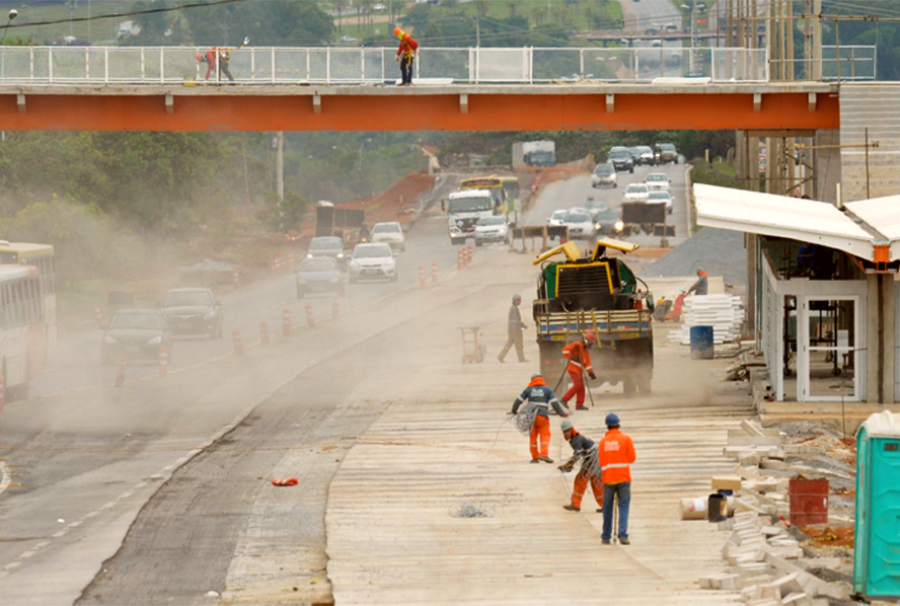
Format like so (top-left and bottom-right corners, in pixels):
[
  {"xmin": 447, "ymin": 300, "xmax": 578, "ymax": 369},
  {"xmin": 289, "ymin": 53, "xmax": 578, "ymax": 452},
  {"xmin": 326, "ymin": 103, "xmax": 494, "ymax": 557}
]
[
  {"xmin": 561, "ymin": 332, "xmax": 596, "ymax": 410},
  {"xmin": 393, "ymin": 27, "xmax": 418, "ymax": 85},
  {"xmin": 598, "ymin": 412, "xmax": 636, "ymax": 545}
]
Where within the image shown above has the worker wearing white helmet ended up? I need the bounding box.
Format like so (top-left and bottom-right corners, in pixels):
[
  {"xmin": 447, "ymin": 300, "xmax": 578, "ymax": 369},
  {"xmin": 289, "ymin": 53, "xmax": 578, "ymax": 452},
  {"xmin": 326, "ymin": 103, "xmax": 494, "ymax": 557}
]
[{"xmin": 558, "ymin": 419, "xmax": 604, "ymax": 513}]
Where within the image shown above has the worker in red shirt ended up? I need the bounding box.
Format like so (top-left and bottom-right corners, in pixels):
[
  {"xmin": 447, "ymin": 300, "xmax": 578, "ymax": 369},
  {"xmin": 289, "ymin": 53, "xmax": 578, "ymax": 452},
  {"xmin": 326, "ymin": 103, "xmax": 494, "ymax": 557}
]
[
  {"xmin": 561, "ymin": 332, "xmax": 596, "ymax": 411},
  {"xmin": 393, "ymin": 27, "xmax": 418, "ymax": 86},
  {"xmin": 598, "ymin": 412, "xmax": 636, "ymax": 545},
  {"xmin": 197, "ymin": 37, "xmax": 248, "ymax": 82}
]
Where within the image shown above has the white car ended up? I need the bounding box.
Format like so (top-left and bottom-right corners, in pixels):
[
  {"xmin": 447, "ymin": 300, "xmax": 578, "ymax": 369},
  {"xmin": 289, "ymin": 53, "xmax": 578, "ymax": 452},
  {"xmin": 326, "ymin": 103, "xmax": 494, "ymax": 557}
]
[
  {"xmin": 623, "ymin": 183, "xmax": 650, "ymax": 203},
  {"xmin": 645, "ymin": 172, "xmax": 671, "ymax": 192},
  {"xmin": 560, "ymin": 211, "xmax": 595, "ymax": 240},
  {"xmin": 647, "ymin": 190, "xmax": 674, "ymax": 214},
  {"xmin": 348, "ymin": 243, "xmax": 397, "ymax": 283},
  {"xmin": 547, "ymin": 209, "xmax": 568, "ymax": 226},
  {"xmin": 371, "ymin": 221, "xmax": 405, "ymax": 252},
  {"xmin": 474, "ymin": 216, "xmax": 510, "ymax": 246},
  {"xmin": 592, "ymin": 163, "xmax": 617, "ymax": 188}
]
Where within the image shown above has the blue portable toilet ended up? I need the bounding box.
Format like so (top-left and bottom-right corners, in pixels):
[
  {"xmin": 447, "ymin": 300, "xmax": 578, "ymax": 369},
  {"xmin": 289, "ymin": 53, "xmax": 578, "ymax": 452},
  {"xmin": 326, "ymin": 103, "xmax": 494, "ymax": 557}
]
[{"xmin": 854, "ymin": 410, "xmax": 900, "ymax": 600}]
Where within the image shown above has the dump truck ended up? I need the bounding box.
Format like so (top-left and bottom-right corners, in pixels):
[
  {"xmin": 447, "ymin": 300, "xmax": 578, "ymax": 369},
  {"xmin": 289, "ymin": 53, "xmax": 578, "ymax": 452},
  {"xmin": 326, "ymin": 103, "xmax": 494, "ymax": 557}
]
[
  {"xmin": 532, "ymin": 238, "xmax": 654, "ymax": 396},
  {"xmin": 314, "ymin": 203, "xmax": 366, "ymax": 245},
  {"xmin": 512, "ymin": 141, "xmax": 556, "ymax": 169}
]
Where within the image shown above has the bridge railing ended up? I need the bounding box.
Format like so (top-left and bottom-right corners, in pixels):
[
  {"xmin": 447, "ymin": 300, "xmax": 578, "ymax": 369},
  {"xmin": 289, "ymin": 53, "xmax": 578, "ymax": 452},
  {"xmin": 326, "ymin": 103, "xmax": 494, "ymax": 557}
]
[{"xmin": 0, "ymin": 46, "xmax": 769, "ymax": 85}]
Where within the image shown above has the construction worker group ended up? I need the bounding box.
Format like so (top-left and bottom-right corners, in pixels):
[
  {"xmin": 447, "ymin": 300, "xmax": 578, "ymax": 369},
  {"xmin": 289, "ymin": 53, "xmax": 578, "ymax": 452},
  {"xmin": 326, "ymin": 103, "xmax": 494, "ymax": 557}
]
[{"xmin": 508, "ymin": 327, "xmax": 636, "ymax": 545}]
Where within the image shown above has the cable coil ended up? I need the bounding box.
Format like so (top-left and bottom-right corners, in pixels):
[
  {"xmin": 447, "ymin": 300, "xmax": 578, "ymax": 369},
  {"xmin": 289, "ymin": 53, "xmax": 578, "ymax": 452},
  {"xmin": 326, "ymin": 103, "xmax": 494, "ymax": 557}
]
[{"xmin": 514, "ymin": 402, "xmax": 539, "ymax": 435}]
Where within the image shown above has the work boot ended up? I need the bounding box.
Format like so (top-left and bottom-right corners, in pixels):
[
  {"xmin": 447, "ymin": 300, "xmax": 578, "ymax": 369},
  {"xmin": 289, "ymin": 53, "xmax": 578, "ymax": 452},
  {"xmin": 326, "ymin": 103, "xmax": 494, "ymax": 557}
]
[
  {"xmin": 601, "ymin": 539, "xmax": 611, "ymax": 545},
  {"xmin": 539, "ymin": 456, "xmax": 554, "ymax": 463},
  {"xmin": 530, "ymin": 458, "xmax": 540, "ymax": 464},
  {"xmin": 563, "ymin": 504, "xmax": 580, "ymax": 512},
  {"xmin": 518, "ymin": 359, "xmax": 529, "ymax": 363},
  {"xmin": 619, "ymin": 538, "xmax": 631, "ymax": 545},
  {"xmin": 497, "ymin": 355, "xmax": 505, "ymax": 363},
  {"xmin": 575, "ymin": 406, "xmax": 588, "ymax": 411}
]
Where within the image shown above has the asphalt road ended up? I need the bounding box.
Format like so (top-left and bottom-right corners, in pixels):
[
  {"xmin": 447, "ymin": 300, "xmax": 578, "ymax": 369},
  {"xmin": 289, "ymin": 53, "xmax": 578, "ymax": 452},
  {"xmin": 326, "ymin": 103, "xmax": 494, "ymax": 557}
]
[
  {"xmin": 524, "ymin": 159, "xmax": 691, "ymax": 248},
  {"xmin": 0, "ymin": 211, "xmax": 493, "ymax": 605}
]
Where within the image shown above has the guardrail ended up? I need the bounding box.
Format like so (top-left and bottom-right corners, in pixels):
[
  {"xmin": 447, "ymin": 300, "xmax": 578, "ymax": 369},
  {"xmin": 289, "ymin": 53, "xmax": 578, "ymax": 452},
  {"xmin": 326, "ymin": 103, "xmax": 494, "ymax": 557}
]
[{"xmin": 0, "ymin": 45, "xmax": 770, "ymax": 84}]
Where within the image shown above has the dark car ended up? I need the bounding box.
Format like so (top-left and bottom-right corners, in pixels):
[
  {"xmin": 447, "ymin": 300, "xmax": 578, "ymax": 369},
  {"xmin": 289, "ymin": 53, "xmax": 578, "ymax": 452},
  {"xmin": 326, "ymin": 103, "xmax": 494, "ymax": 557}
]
[
  {"xmin": 593, "ymin": 206, "xmax": 625, "ymax": 236},
  {"xmin": 101, "ymin": 308, "xmax": 173, "ymax": 365},
  {"xmin": 161, "ymin": 288, "xmax": 224, "ymax": 338},
  {"xmin": 654, "ymin": 143, "xmax": 679, "ymax": 165},
  {"xmin": 297, "ymin": 257, "xmax": 344, "ymax": 298},
  {"xmin": 607, "ymin": 149, "xmax": 634, "ymax": 173},
  {"xmin": 307, "ymin": 236, "xmax": 348, "ymax": 268}
]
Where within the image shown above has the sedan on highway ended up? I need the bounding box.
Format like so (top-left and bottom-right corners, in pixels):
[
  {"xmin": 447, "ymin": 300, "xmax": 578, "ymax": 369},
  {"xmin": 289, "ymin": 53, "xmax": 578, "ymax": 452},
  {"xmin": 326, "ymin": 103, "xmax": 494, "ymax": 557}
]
[
  {"xmin": 647, "ymin": 190, "xmax": 674, "ymax": 214},
  {"xmin": 297, "ymin": 257, "xmax": 344, "ymax": 298},
  {"xmin": 623, "ymin": 183, "xmax": 650, "ymax": 203},
  {"xmin": 607, "ymin": 148, "xmax": 634, "ymax": 173},
  {"xmin": 371, "ymin": 221, "xmax": 406, "ymax": 252},
  {"xmin": 348, "ymin": 242, "xmax": 397, "ymax": 283},
  {"xmin": 547, "ymin": 209, "xmax": 568, "ymax": 226},
  {"xmin": 634, "ymin": 145, "xmax": 656, "ymax": 166},
  {"xmin": 161, "ymin": 287, "xmax": 224, "ymax": 339},
  {"xmin": 592, "ymin": 206, "xmax": 625, "ymax": 237},
  {"xmin": 307, "ymin": 236, "xmax": 348, "ymax": 268},
  {"xmin": 101, "ymin": 308, "xmax": 172, "ymax": 365},
  {"xmin": 645, "ymin": 172, "xmax": 671, "ymax": 192},
  {"xmin": 474, "ymin": 216, "xmax": 510, "ymax": 246},
  {"xmin": 592, "ymin": 163, "xmax": 618, "ymax": 188},
  {"xmin": 560, "ymin": 211, "xmax": 595, "ymax": 240}
]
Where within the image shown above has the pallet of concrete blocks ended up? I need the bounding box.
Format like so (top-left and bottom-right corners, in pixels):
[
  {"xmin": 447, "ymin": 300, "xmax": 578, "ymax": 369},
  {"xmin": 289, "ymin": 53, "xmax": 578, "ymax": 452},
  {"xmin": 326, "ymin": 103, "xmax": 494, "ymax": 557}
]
[
  {"xmin": 668, "ymin": 294, "xmax": 744, "ymax": 345},
  {"xmin": 722, "ymin": 420, "xmax": 786, "ymax": 467}
]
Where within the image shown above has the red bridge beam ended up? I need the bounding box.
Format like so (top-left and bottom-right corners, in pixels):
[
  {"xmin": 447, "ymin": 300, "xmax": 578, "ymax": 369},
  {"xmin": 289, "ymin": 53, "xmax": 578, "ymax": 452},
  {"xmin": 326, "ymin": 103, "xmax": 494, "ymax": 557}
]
[{"xmin": 0, "ymin": 83, "xmax": 839, "ymax": 132}]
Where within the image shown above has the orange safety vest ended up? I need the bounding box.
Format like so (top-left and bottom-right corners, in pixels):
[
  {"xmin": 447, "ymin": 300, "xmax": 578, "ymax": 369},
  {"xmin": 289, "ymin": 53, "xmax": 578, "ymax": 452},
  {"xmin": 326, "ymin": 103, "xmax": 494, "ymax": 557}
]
[
  {"xmin": 598, "ymin": 428, "xmax": 635, "ymax": 484},
  {"xmin": 562, "ymin": 340, "xmax": 593, "ymax": 375}
]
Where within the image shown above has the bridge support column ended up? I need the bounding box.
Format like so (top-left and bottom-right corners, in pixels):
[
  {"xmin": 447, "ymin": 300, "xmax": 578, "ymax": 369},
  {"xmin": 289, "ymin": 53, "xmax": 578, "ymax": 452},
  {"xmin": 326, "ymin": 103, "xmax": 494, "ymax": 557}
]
[{"xmin": 814, "ymin": 129, "xmax": 841, "ymax": 204}]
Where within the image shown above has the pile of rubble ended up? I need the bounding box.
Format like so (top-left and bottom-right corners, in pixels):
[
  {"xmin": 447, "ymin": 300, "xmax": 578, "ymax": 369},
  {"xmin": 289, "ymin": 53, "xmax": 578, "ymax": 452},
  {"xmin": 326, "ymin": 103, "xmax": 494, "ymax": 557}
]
[{"xmin": 688, "ymin": 420, "xmax": 854, "ymax": 605}]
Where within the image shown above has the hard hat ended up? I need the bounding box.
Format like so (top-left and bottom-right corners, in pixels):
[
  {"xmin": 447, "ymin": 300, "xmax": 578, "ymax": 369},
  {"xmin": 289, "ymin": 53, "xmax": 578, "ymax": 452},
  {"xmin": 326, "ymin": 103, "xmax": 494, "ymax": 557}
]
[
  {"xmin": 531, "ymin": 373, "xmax": 542, "ymax": 380},
  {"xmin": 605, "ymin": 412, "xmax": 620, "ymax": 427},
  {"xmin": 561, "ymin": 419, "xmax": 574, "ymax": 432},
  {"xmin": 512, "ymin": 294, "xmax": 521, "ymax": 302},
  {"xmin": 583, "ymin": 331, "xmax": 596, "ymax": 344},
  {"xmin": 393, "ymin": 27, "xmax": 402, "ymax": 37}
]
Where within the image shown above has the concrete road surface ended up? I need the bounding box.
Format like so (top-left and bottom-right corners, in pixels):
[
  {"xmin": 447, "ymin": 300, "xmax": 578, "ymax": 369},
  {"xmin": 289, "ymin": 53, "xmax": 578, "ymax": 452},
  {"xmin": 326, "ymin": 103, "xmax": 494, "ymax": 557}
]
[{"xmin": 1, "ymin": 172, "xmax": 747, "ymax": 605}]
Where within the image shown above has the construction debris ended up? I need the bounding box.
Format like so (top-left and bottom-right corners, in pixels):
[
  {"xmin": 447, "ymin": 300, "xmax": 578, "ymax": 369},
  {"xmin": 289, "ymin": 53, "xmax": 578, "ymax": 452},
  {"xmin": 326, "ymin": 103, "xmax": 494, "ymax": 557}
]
[{"xmin": 686, "ymin": 419, "xmax": 854, "ymax": 605}]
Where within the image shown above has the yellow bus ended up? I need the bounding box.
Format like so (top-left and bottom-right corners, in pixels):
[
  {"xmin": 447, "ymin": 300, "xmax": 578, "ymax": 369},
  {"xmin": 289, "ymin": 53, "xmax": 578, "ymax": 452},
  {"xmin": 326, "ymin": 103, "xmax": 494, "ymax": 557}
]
[
  {"xmin": 459, "ymin": 176, "xmax": 506, "ymax": 213},
  {"xmin": 0, "ymin": 242, "xmax": 57, "ymax": 355}
]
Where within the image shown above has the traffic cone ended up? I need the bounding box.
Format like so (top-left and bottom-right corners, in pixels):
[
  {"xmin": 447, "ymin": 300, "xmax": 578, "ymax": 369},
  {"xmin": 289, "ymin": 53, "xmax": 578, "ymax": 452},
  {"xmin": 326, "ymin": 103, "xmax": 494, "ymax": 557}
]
[
  {"xmin": 431, "ymin": 262, "xmax": 438, "ymax": 285},
  {"xmin": 271, "ymin": 477, "xmax": 299, "ymax": 486},
  {"xmin": 232, "ymin": 328, "xmax": 244, "ymax": 356},
  {"xmin": 283, "ymin": 308, "xmax": 291, "ymax": 337}
]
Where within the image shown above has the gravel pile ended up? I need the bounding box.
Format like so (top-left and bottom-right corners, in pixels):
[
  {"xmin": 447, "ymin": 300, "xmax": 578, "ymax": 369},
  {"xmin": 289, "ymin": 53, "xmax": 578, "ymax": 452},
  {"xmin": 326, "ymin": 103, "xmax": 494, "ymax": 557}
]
[{"xmin": 644, "ymin": 227, "xmax": 748, "ymax": 286}]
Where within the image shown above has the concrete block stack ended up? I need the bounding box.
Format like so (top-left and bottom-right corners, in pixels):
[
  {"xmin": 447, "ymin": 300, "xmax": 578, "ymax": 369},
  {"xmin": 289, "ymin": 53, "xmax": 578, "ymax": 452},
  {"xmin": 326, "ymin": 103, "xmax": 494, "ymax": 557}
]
[
  {"xmin": 690, "ymin": 419, "xmax": 851, "ymax": 605},
  {"xmin": 668, "ymin": 294, "xmax": 744, "ymax": 345}
]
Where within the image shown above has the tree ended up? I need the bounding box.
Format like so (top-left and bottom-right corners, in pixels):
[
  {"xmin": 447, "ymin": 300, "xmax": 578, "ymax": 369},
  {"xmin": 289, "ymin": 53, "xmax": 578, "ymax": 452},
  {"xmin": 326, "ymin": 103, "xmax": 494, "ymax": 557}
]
[{"xmin": 186, "ymin": 0, "xmax": 333, "ymax": 47}]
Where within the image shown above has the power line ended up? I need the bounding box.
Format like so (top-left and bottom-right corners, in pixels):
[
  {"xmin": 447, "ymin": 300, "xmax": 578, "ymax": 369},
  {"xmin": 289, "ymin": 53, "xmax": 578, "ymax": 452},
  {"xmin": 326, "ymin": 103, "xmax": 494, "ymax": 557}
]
[{"xmin": 7, "ymin": 0, "xmax": 249, "ymax": 30}]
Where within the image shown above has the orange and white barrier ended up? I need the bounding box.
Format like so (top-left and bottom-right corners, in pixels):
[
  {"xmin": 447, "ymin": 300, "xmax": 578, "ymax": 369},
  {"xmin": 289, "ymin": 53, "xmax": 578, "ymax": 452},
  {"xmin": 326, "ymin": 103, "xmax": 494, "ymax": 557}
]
[
  {"xmin": 271, "ymin": 477, "xmax": 299, "ymax": 487},
  {"xmin": 457, "ymin": 250, "xmax": 464, "ymax": 270},
  {"xmin": 260, "ymin": 320, "xmax": 270, "ymax": 346},
  {"xmin": 418, "ymin": 265, "xmax": 426, "ymax": 288},
  {"xmin": 431, "ymin": 262, "xmax": 439, "ymax": 285},
  {"xmin": 232, "ymin": 269, "xmax": 240, "ymax": 290},
  {"xmin": 232, "ymin": 328, "xmax": 244, "ymax": 356},
  {"xmin": 283, "ymin": 308, "xmax": 291, "ymax": 336},
  {"xmin": 466, "ymin": 245, "xmax": 473, "ymax": 266},
  {"xmin": 305, "ymin": 303, "xmax": 315, "ymax": 328},
  {"xmin": 158, "ymin": 346, "xmax": 169, "ymax": 379}
]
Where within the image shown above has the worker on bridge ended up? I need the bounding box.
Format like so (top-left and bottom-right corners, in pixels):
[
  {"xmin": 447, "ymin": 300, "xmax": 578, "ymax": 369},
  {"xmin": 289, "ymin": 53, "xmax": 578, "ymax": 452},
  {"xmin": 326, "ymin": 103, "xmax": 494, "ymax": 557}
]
[
  {"xmin": 197, "ymin": 37, "xmax": 249, "ymax": 82},
  {"xmin": 599, "ymin": 412, "xmax": 636, "ymax": 545},
  {"xmin": 497, "ymin": 294, "xmax": 527, "ymax": 363},
  {"xmin": 510, "ymin": 373, "xmax": 567, "ymax": 464},
  {"xmin": 393, "ymin": 27, "xmax": 418, "ymax": 86},
  {"xmin": 558, "ymin": 419, "xmax": 603, "ymax": 513},
  {"xmin": 561, "ymin": 332, "xmax": 596, "ymax": 411}
]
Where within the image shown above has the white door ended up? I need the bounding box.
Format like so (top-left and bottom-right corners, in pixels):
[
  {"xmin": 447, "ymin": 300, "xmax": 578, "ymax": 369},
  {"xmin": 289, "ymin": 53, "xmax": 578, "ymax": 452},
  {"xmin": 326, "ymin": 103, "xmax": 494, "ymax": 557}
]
[{"xmin": 799, "ymin": 296, "xmax": 860, "ymax": 402}]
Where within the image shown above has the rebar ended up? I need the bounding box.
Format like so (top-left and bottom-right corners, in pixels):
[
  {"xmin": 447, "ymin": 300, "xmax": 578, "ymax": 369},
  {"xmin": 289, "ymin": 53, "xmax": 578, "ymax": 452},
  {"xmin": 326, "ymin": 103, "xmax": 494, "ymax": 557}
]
[
  {"xmin": 579, "ymin": 445, "xmax": 602, "ymax": 480},
  {"xmin": 514, "ymin": 402, "xmax": 539, "ymax": 435}
]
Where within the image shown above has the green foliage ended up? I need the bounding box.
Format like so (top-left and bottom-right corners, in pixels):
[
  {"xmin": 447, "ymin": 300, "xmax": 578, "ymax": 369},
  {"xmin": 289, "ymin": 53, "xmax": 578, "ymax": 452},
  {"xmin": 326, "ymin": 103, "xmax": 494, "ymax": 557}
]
[
  {"xmin": 255, "ymin": 191, "xmax": 309, "ymax": 233},
  {"xmin": 0, "ymin": 198, "xmax": 156, "ymax": 286},
  {"xmin": 184, "ymin": 0, "xmax": 333, "ymax": 47},
  {"xmin": 690, "ymin": 158, "xmax": 747, "ymax": 190}
]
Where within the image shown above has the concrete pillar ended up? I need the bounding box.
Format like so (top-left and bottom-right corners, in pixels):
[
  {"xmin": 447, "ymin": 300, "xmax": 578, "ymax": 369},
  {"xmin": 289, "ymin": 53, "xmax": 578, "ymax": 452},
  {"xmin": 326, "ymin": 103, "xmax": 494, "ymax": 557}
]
[
  {"xmin": 866, "ymin": 273, "xmax": 894, "ymax": 404},
  {"xmin": 814, "ymin": 129, "xmax": 840, "ymax": 204}
]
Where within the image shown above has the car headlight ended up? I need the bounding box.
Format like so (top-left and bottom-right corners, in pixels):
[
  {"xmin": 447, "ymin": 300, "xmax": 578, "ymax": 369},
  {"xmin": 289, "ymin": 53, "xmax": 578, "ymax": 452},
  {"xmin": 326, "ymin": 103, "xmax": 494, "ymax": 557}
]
[
  {"xmin": 307, "ymin": 253, "xmax": 314, "ymax": 259},
  {"xmin": 615, "ymin": 220, "xmax": 625, "ymax": 232},
  {"xmin": 337, "ymin": 253, "xmax": 344, "ymax": 259},
  {"xmin": 104, "ymin": 335, "xmax": 118, "ymax": 344},
  {"xmin": 595, "ymin": 223, "xmax": 602, "ymax": 231},
  {"xmin": 147, "ymin": 336, "xmax": 163, "ymax": 345}
]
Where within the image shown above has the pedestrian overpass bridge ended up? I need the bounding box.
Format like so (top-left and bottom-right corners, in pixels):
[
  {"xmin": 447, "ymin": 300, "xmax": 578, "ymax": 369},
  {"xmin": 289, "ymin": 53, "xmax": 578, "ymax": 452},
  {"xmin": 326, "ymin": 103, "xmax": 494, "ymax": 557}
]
[{"xmin": 0, "ymin": 45, "xmax": 868, "ymax": 131}]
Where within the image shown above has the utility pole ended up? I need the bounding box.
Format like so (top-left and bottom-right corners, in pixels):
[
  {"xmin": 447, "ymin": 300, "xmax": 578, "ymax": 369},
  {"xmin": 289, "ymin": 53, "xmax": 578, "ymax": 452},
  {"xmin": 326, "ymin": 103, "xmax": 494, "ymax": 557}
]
[{"xmin": 275, "ymin": 131, "xmax": 284, "ymax": 201}]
